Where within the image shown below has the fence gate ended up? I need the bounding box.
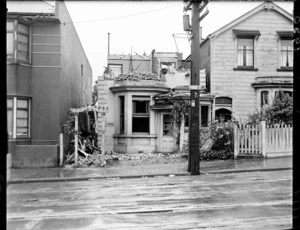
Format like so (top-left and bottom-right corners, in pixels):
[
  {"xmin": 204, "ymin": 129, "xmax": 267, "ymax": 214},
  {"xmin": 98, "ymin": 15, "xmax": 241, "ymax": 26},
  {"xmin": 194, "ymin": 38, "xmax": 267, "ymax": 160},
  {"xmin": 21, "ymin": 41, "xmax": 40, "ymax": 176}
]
[{"xmin": 234, "ymin": 123, "xmax": 262, "ymax": 157}]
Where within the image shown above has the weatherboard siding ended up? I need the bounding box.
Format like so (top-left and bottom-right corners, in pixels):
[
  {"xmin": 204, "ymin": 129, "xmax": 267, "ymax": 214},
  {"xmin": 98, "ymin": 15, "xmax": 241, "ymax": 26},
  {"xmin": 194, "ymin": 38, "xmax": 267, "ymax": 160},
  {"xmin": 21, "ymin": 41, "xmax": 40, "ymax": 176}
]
[{"xmin": 209, "ymin": 9, "xmax": 293, "ymax": 121}]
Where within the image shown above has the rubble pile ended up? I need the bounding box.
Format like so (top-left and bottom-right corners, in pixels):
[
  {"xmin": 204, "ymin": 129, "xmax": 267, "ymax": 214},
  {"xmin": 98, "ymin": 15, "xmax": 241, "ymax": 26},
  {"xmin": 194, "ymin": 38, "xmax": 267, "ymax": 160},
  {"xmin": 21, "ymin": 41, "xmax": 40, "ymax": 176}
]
[
  {"xmin": 115, "ymin": 72, "xmax": 159, "ymax": 82},
  {"xmin": 105, "ymin": 152, "xmax": 187, "ymax": 161},
  {"xmin": 64, "ymin": 135, "xmax": 106, "ymax": 168}
]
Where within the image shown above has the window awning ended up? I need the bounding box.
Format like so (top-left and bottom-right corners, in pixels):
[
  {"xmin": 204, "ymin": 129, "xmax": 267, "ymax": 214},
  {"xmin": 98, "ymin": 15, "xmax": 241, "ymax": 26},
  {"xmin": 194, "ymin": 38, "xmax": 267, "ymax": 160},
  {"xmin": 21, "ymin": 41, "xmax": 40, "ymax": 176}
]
[
  {"xmin": 277, "ymin": 31, "xmax": 293, "ymax": 39},
  {"xmin": 232, "ymin": 29, "xmax": 261, "ymax": 37}
]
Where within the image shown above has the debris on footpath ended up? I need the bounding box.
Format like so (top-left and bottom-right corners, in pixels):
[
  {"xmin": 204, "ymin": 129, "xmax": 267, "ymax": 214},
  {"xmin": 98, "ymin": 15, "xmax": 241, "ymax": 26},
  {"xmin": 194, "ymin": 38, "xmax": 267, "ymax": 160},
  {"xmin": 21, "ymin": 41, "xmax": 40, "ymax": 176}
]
[{"xmin": 63, "ymin": 132, "xmax": 106, "ymax": 168}]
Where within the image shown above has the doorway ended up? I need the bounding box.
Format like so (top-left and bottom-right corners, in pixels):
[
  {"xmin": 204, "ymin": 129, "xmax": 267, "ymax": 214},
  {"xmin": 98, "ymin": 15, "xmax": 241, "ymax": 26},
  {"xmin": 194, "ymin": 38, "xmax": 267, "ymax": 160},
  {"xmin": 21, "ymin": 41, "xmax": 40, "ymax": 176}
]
[{"xmin": 160, "ymin": 114, "xmax": 175, "ymax": 153}]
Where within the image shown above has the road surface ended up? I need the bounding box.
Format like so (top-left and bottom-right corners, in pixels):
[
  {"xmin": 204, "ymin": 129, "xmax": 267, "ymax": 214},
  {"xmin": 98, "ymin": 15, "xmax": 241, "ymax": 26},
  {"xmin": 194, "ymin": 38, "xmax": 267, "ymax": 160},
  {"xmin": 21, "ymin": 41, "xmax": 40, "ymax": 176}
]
[{"xmin": 7, "ymin": 170, "xmax": 292, "ymax": 229}]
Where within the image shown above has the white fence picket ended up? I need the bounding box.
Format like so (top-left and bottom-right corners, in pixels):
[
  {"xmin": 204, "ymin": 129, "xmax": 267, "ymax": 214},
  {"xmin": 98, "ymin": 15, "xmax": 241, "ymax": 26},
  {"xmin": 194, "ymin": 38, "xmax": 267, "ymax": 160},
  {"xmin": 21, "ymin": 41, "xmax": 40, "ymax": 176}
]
[{"xmin": 236, "ymin": 122, "xmax": 292, "ymax": 157}]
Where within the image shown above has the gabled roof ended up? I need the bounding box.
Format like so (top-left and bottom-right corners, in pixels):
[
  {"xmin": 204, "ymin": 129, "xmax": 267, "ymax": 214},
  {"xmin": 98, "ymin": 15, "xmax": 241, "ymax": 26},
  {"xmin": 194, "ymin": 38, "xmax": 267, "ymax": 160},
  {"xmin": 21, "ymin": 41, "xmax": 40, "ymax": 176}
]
[
  {"xmin": 207, "ymin": 1, "xmax": 293, "ymax": 40},
  {"xmin": 7, "ymin": 1, "xmax": 56, "ymax": 15}
]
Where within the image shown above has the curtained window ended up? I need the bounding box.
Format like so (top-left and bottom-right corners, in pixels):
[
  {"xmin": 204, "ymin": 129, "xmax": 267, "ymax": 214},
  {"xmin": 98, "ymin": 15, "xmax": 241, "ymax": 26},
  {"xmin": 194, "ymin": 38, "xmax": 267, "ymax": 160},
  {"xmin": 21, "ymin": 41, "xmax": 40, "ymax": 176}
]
[
  {"xmin": 237, "ymin": 38, "xmax": 254, "ymax": 67},
  {"xmin": 280, "ymin": 39, "xmax": 293, "ymax": 68}
]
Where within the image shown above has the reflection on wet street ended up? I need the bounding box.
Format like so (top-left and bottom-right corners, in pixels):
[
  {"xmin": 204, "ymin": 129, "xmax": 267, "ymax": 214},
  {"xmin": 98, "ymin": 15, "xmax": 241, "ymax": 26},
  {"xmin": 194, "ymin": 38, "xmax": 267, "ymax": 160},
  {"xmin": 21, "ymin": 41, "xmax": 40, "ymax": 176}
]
[{"xmin": 7, "ymin": 170, "xmax": 292, "ymax": 229}]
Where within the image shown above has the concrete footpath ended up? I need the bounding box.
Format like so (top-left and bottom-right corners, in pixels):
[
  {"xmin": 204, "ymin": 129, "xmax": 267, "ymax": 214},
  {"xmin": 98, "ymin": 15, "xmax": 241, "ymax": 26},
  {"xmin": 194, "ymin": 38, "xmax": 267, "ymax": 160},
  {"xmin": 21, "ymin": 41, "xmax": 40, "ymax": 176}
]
[{"xmin": 7, "ymin": 156, "xmax": 292, "ymax": 184}]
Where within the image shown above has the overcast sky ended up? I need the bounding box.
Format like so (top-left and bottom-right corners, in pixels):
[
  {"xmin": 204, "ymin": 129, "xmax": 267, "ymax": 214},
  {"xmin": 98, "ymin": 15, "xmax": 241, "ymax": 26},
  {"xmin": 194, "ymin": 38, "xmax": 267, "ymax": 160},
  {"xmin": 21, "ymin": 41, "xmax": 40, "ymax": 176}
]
[{"xmin": 64, "ymin": 1, "xmax": 293, "ymax": 83}]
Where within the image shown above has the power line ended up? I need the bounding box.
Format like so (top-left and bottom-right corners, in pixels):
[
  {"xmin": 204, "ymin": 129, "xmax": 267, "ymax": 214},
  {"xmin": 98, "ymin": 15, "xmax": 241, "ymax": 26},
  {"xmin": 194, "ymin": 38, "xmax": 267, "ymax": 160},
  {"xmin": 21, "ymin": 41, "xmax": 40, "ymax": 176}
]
[{"xmin": 64, "ymin": 4, "xmax": 179, "ymax": 24}]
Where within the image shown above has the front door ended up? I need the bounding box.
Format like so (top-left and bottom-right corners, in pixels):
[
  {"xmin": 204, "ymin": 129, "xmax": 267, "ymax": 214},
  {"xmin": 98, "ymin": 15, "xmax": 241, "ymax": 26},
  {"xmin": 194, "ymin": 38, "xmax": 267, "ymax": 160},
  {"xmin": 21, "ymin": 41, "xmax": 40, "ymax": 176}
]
[{"xmin": 160, "ymin": 114, "xmax": 175, "ymax": 153}]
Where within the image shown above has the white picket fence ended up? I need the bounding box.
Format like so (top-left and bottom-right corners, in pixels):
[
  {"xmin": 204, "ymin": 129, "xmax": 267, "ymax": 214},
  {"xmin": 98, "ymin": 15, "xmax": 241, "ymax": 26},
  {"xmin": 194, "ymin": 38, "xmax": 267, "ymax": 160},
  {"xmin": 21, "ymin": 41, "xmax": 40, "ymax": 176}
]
[{"xmin": 234, "ymin": 121, "xmax": 292, "ymax": 158}]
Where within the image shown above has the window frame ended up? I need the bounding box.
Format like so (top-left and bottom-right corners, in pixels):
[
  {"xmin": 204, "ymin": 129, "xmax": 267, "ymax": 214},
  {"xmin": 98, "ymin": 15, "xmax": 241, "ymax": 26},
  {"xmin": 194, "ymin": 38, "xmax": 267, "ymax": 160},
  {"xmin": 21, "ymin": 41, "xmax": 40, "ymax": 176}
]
[
  {"xmin": 6, "ymin": 19, "xmax": 31, "ymax": 64},
  {"xmin": 237, "ymin": 37, "xmax": 254, "ymax": 68},
  {"xmin": 7, "ymin": 97, "xmax": 31, "ymax": 139},
  {"xmin": 260, "ymin": 91, "xmax": 269, "ymax": 108},
  {"xmin": 132, "ymin": 97, "xmax": 150, "ymax": 134},
  {"xmin": 232, "ymin": 30, "xmax": 260, "ymax": 71},
  {"xmin": 108, "ymin": 64, "xmax": 123, "ymax": 77},
  {"xmin": 119, "ymin": 96, "xmax": 125, "ymax": 134},
  {"xmin": 279, "ymin": 38, "xmax": 293, "ymax": 70}
]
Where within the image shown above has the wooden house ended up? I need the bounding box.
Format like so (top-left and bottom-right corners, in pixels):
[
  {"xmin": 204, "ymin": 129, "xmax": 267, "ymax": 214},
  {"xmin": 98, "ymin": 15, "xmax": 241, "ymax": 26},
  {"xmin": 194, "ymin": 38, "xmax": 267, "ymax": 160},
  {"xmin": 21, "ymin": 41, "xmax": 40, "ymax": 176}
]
[{"xmin": 199, "ymin": 1, "xmax": 293, "ymax": 122}]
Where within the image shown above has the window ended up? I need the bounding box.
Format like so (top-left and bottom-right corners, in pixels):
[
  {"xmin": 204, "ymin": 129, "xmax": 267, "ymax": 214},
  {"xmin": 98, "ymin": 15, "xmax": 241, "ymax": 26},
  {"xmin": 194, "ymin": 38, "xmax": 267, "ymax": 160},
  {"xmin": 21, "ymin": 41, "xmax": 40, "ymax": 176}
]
[
  {"xmin": 280, "ymin": 39, "xmax": 293, "ymax": 68},
  {"xmin": 201, "ymin": 106, "xmax": 209, "ymax": 127},
  {"xmin": 215, "ymin": 97, "xmax": 232, "ymax": 105},
  {"xmin": 120, "ymin": 96, "xmax": 125, "ymax": 134},
  {"xmin": 7, "ymin": 97, "xmax": 30, "ymax": 138},
  {"xmin": 108, "ymin": 64, "xmax": 122, "ymax": 77},
  {"xmin": 237, "ymin": 38, "xmax": 254, "ymax": 67},
  {"xmin": 132, "ymin": 96, "xmax": 150, "ymax": 133},
  {"xmin": 233, "ymin": 30, "xmax": 260, "ymax": 71},
  {"xmin": 7, "ymin": 20, "xmax": 30, "ymax": 62},
  {"xmin": 261, "ymin": 91, "xmax": 269, "ymax": 108},
  {"xmin": 275, "ymin": 91, "xmax": 292, "ymax": 98}
]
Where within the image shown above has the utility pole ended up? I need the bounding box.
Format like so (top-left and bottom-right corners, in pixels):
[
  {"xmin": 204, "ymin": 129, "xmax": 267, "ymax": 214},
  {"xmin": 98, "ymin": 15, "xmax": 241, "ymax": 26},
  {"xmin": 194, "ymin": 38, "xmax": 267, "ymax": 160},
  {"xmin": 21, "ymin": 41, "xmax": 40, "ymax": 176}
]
[{"xmin": 183, "ymin": 0, "xmax": 209, "ymax": 175}]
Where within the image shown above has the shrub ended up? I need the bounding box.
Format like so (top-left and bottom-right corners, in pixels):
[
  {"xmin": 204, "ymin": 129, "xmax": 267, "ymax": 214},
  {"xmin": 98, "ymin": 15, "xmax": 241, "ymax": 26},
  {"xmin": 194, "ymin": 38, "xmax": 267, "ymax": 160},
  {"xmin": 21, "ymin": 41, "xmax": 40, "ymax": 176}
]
[
  {"xmin": 183, "ymin": 120, "xmax": 234, "ymax": 161},
  {"xmin": 247, "ymin": 89, "xmax": 293, "ymax": 126}
]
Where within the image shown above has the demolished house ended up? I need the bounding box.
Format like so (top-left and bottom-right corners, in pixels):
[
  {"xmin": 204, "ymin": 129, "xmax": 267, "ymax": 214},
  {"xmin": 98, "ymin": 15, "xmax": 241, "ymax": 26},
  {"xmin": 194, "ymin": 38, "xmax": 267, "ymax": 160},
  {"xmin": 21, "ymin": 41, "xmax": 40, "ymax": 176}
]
[{"xmin": 95, "ymin": 51, "xmax": 214, "ymax": 154}]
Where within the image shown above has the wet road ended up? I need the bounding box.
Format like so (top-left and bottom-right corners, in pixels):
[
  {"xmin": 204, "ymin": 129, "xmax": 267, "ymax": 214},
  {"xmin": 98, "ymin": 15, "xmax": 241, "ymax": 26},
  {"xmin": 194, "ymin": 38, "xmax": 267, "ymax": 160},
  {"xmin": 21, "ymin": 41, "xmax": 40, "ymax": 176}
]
[{"xmin": 7, "ymin": 170, "xmax": 292, "ymax": 229}]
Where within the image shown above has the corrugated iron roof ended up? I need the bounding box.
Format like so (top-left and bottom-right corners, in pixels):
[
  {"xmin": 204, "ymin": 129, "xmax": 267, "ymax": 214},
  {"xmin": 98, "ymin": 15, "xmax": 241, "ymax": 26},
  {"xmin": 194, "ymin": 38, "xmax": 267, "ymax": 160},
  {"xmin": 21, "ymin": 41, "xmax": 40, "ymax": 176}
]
[{"xmin": 7, "ymin": 1, "xmax": 55, "ymax": 15}]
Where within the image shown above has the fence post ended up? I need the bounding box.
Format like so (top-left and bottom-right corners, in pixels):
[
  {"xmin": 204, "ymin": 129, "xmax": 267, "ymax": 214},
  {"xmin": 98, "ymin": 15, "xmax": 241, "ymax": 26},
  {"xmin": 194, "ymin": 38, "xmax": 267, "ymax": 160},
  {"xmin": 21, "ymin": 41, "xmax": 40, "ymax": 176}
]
[
  {"xmin": 74, "ymin": 112, "xmax": 79, "ymax": 167},
  {"xmin": 233, "ymin": 121, "xmax": 239, "ymax": 159},
  {"xmin": 59, "ymin": 133, "xmax": 63, "ymax": 167},
  {"xmin": 260, "ymin": 119, "xmax": 266, "ymax": 158}
]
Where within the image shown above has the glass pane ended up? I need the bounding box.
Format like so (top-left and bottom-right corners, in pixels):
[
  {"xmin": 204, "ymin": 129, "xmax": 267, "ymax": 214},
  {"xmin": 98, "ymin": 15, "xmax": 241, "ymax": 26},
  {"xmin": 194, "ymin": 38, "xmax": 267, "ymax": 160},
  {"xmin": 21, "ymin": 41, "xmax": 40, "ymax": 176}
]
[
  {"xmin": 18, "ymin": 34, "xmax": 28, "ymax": 43},
  {"xmin": 17, "ymin": 118, "xmax": 28, "ymax": 126},
  {"xmin": 7, "ymin": 98, "xmax": 13, "ymax": 108},
  {"xmin": 17, "ymin": 110, "xmax": 28, "ymax": 118},
  {"xmin": 133, "ymin": 101, "xmax": 149, "ymax": 113},
  {"xmin": 289, "ymin": 51, "xmax": 293, "ymax": 67},
  {"xmin": 281, "ymin": 39, "xmax": 292, "ymax": 47},
  {"xmin": 6, "ymin": 33, "xmax": 14, "ymax": 55},
  {"xmin": 17, "ymin": 128, "xmax": 28, "ymax": 136},
  {"xmin": 132, "ymin": 117, "xmax": 149, "ymax": 132},
  {"xmin": 17, "ymin": 99, "xmax": 28, "ymax": 108},
  {"xmin": 237, "ymin": 38, "xmax": 253, "ymax": 47},
  {"xmin": 7, "ymin": 21, "xmax": 14, "ymax": 30},
  {"xmin": 18, "ymin": 42, "xmax": 28, "ymax": 52},
  {"xmin": 18, "ymin": 23, "xmax": 29, "ymax": 34},
  {"xmin": 237, "ymin": 50, "xmax": 243, "ymax": 66},
  {"xmin": 246, "ymin": 50, "xmax": 253, "ymax": 66},
  {"xmin": 17, "ymin": 51, "xmax": 29, "ymax": 61},
  {"xmin": 7, "ymin": 110, "xmax": 13, "ymax": 137}
]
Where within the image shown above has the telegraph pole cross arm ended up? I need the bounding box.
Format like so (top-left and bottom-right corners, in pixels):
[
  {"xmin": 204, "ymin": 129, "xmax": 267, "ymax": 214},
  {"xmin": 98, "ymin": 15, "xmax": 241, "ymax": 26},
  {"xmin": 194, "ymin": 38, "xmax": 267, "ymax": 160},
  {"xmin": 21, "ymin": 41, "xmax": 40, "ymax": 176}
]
[{"xmin": 183, "ymin": 0, "xmax": 209, "ymax": 175}]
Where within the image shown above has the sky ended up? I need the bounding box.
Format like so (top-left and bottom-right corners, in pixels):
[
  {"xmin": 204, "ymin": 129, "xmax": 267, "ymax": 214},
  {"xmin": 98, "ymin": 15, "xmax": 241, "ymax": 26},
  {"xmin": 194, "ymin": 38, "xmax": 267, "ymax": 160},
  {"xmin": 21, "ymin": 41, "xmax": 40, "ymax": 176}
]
[{"xmin": 64, "ymin": 1, "xmax": 293, "ymax": 83}]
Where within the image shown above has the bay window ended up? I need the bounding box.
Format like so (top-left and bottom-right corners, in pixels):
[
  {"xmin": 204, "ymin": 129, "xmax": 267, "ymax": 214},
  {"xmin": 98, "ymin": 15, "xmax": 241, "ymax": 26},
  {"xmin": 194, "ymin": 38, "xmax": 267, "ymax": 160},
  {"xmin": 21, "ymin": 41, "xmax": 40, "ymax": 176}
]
[{"xmin": 6, "ymin": 20, "xmax": 30, "ymax": 63}]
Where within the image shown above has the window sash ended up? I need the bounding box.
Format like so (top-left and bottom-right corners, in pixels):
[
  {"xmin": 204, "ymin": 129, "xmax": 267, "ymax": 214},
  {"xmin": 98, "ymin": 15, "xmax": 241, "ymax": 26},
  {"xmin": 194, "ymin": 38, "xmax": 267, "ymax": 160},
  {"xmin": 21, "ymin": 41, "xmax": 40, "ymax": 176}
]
[
  {"xmin": 237, "ymin": 38, "xmax": 254, "ymax": 67},
  {"xmin": 7, "ymin": 97, "xmax": 30, "ymax": 138},
  {"xmin": 6, "ymin": 20, "xmax": 30, "ymax": 62},
  {"xmin": 261, "ymin": 91, "xmax": 269, "ymax": 107},
  {"xmin": 7, "ymin": 110, "xmax": 13, "ymax": 137}
]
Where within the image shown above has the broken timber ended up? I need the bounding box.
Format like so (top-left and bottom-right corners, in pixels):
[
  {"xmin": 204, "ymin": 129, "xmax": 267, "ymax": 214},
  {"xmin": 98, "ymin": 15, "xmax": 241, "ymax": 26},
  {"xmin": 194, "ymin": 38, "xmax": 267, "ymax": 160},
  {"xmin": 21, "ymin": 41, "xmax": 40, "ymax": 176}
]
[{"xmin": 70, "ymin": 105, "xmax": 108, "ymax": 167}]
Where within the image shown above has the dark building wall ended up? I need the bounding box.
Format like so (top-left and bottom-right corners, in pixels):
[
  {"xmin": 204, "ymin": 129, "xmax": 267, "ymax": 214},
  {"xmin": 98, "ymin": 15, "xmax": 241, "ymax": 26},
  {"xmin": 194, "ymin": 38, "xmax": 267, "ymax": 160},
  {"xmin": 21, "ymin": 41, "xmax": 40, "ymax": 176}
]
[
  {"xmin": 56, "ymin": 1, "xmax": 93, "ymax": 130},
  {"xmin": 30, "ymin": 22, "xmax": 61, "ymax": 144},
  {"xmin": 7, "ymin": 64, "xmax": 32, "ymax": 97}
]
